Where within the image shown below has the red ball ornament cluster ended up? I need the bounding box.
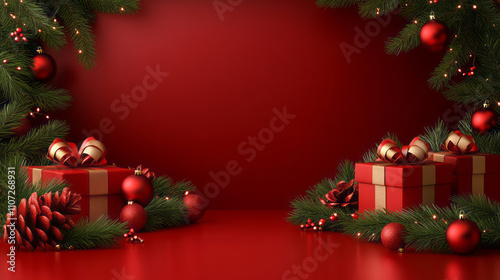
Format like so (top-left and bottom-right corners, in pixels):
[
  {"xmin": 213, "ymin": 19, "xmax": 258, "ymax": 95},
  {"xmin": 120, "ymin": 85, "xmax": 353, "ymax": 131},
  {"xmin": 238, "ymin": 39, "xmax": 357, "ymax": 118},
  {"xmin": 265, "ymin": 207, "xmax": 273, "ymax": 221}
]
[
  {"xmin": 31, "ymin": 47, "xmax": 57, "ymax": 82},
  {"xmin": 120, "ymin": 201, "xmax": 148, "ymax": 232},
  {"xmin": 446, "ymin": 211, "xmax": 481, "ymax": 254},
  {"xmin": 183, "ymin": 191, "xmax": 207, "ymax": 222},
  {"xmin": 300, "ymin": 218, "xmax": 325, "ymax": 231},
  {"xmin": 121, "ymin": 169, "xmax": 155, "ymax": 207},
  {"xmin": 10, "ymin": 27, "xmax": 27, "ymax": 42},
  {"xmin": 123, "ymin": 228, "xmax": 144, "ymax": 244},
  {"xmin": 471, "ymin": 101, "xmax": 498, "ymax": 134},
  {"xmin": 381, "ymin": 222, "xmax": 406, "ymax": 251},
  {"xmin": 419, "ymin": 13, "xmax": 447, "ymax": 52},
  {"xmin": 120, "ymin": 167, "xmax": 208, "ymax": 232}
]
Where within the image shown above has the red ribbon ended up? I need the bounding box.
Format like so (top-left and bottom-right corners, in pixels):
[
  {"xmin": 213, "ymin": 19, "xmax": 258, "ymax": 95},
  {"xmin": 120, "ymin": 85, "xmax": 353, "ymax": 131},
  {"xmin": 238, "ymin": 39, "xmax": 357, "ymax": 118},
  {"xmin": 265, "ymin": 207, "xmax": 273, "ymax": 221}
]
[
  {"xmin": 47, "ymin": 137, "xmax": 107, "ymax": 167},
  {"xmin": 377, "ymin": 137, "xmax": 430, "ymax": 164},
  {"xmin": 440, "ymin": 131, "xmax": 478, "ymax": 154}
]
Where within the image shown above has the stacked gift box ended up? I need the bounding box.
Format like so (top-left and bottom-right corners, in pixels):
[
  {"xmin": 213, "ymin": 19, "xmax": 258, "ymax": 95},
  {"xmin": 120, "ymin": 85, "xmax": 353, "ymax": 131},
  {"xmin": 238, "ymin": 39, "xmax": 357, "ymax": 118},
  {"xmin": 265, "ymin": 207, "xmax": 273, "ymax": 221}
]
[
  {"xmin": 355, "ymin": 161, "xmax": 453, "ymax": 212},
  {"xmin": 24, "ymin": 137, "xmax": 133, "ymax": 222},
  {"xmin": 355, "ymin": 133, "xmax": 500, "ymax": 213},
  {"xmin": 428, "ymin": 152, "xmax": 500, "ymax": 201},
  {"xmin": 25, "ymin": 165, "xmax": 133, "ymax": 222}
]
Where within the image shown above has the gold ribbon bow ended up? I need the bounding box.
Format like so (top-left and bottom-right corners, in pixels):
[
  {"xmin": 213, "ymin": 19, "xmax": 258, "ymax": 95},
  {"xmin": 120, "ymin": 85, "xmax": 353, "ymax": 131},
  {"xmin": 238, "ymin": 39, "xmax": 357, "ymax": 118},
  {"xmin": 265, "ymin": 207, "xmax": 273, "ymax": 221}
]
[
  {"xmin": 47, "ymin": 137, "xmax": 107, "ymax": 167},
  {"xmin": 441, "ymin": 131, "xmax": 479, "ymax": 154},
  {"xmin": 377, "ymin": 137, "xmax": 430, "ymax": 164}
]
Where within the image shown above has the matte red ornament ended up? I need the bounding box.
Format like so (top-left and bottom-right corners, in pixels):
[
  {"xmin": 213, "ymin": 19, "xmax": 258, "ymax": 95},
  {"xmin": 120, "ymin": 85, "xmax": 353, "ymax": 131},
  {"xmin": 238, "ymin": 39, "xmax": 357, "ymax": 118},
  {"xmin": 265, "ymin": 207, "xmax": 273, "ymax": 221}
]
[
  {"xmin": 419, "ymin": 20, "xmax": 447, "ymax": 52},
  {"xmin": 31, "ymin": 47, "xmax": 57, "ymax": 82},
  {"xmin": 121, "ymin": 170, "xmax": 154, "ymax": 207},
  {"xmin": 12, "ymin": 116, "xmax": 32, "ymax": 136},
  {"xmin": 446, "ymin": 212, "xmax": 481, "ymax": 254},
  {"xmin": 381, "ymin": 222, "xmax": 406, "ymax": 251},
  {"xmin": 471, "ymin": 104, "xmax": 498, "ymax": 134},
  {"xmin": 120, "ymin": 202, "xmax": 147, "ymax": 232},
  {"xmin": 183, "ymin": 193, "xmax": 206, "ymax": 222}
]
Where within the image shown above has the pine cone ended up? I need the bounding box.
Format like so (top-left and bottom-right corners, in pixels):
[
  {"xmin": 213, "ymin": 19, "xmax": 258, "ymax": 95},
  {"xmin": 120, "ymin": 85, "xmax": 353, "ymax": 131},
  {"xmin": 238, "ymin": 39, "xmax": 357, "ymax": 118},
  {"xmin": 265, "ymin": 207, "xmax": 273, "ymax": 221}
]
[
  {"xmin": 2, "ymin": 187, "xmax": 81, "ymax": 250},
  {"xmin": 319, "ymin": 180, "xmax": 359, "ymax": 208}
]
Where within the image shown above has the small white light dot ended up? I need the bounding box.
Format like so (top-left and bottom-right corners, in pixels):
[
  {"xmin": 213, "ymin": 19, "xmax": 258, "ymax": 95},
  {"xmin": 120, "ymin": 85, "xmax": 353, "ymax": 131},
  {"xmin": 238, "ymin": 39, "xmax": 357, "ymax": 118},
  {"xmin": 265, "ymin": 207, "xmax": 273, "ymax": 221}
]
[
  {"xmin": 473, "ymin": 5, "xmax": 477, "ymax": 9},
  {"xmin": 78, "ymin": 50, "xmax": 82, "ymax": 54},
  {"xmin": 16, "ymin": 66, "xmax": 21, "ymax": 70},
  {"xmin": 444, "ymin": 73, "xmax": 448, "ymax": 77}
]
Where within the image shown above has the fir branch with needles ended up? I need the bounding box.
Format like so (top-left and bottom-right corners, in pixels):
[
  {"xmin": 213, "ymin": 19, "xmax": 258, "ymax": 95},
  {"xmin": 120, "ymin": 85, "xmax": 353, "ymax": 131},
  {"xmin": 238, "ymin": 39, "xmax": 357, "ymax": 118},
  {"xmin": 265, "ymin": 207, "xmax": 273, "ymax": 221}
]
[
  {"xmin": 60, "ymin": 216, "xmax": 128, "ymax": 250},
  {"xmin": 152, "ymin": 176, "xmax": 196, "ymax": 198},
  {"xmin": 144, "ymin": 196, "xmax": 188, "ymax": 232}
]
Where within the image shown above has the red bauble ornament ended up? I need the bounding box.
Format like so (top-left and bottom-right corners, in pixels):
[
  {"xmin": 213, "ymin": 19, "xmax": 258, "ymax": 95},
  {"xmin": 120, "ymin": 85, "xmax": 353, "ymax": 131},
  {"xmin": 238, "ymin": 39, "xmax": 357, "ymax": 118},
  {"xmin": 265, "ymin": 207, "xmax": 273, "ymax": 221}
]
[
  {"xmin": 420, "ymin": 20, "xmax": 447, "ymax": 52},
  {"xmin": 183, "ymin": 193, "xmax": 206, "ymax": 222},
  {"xmin": 12, "ymin": 116, "xmax": 32, "ymax": 136},
  {"xmin": 446, "ymin": 212, "xmax": 481, "ymax": 254},
  {"xmin": 381, "ymin": 222, "xmax": 406, "ymax": 251},
  {"xmin": 120, "ymin": 202, "xmax": 147, "ymax": 232},
  {"xmin": 31, "ymin": 47, "xmax": 57, "ymax": 82},
  {"xmin": 471, "ymin": 101, "xmax": 498, "ymax": 134},
  {"xmin": 121, "ymin": 170, "xmax": 154, "ymax": 207}
]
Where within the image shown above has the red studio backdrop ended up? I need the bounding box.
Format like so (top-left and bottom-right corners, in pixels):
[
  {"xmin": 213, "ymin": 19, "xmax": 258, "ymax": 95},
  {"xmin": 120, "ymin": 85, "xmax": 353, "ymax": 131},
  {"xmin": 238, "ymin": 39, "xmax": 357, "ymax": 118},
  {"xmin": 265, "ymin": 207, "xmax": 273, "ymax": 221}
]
[{"xmin": 51, "ymin": 0, "xmax": 454, "ymax": 210}]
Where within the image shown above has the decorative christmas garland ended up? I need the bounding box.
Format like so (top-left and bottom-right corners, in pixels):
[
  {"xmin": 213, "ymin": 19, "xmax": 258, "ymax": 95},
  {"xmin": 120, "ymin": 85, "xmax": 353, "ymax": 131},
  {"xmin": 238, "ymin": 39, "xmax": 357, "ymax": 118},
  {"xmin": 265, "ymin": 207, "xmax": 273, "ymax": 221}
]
[
  {"xmin": 1, "ymin": 138, "xmax": 206, "ymax": 251},
  {"xmin": 288, "ymin": 126, "xmax": 500, "ymax": 254}
]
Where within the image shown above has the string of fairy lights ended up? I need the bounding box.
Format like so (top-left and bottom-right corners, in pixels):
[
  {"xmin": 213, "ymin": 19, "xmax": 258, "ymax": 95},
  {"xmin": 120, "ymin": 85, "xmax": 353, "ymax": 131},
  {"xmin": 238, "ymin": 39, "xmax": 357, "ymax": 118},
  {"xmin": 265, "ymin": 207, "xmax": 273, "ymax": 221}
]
[{"xmin": 1, "ymin": 0, "xmax": 128, "ymax": 70}]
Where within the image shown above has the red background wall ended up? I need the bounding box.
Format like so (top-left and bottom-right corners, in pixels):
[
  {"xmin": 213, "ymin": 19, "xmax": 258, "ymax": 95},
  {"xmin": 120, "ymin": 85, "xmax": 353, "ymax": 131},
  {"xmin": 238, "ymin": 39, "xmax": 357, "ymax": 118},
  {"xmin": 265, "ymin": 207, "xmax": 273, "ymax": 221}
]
[{"xmin": 51, "ymin": 0, "xmax": 453, "ymax": 209}]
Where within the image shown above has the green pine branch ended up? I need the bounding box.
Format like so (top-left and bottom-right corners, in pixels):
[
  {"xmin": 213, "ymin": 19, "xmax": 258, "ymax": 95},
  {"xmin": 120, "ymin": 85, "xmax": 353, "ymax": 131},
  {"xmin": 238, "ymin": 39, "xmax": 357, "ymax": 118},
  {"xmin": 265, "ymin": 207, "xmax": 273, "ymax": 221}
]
[
  {"xmin": 419, "ymin": 119, "xmax": 450, "ymax": 152},
  {"xmin": 0, "ymin": 120, "xmax": 69, "ymax": 162},
  {"xmin": 144, "ymin": 196, "xmax": 188, "ymax": 231},
  {"xmin": 153, "ymin": 175, "xmax": 196, "ymax": 198},
  {"xmin": 60, "ymin": 216, "xmax": 127, "ymax": 250}
]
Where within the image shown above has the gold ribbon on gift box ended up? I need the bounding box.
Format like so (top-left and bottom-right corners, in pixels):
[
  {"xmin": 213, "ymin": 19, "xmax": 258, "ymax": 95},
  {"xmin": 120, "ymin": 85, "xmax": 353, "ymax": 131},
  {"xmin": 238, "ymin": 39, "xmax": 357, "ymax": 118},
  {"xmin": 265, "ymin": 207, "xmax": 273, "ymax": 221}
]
[
  {"xmin": 31, "ymin": 166, "xmax": 109, "ymax": 195},
  {"xmin": 371, "ymin": 163, "xmax": 437, "ymax": 210},
  {"xmin": 89, "ymin": 196, "xmax": 109, "ymax": 222},
  {"xmin": 431, "ymin": 152, "xmax": 486, "ymax": 195}
]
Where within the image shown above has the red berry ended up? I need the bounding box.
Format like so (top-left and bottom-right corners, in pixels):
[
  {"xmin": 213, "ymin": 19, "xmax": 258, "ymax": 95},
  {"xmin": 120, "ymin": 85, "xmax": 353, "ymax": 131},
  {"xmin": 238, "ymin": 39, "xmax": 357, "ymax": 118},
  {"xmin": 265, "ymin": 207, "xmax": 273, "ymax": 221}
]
[
  {"xmin": 330, "ymin": 215, "xmax": 338, "ymax": 221},
  {"xmin": 19, "ymin": 33, "xmax": 23, "ymax": 37},
  {"xmin": 15, "ymin": 28, "xmax": 22, "ymax": 33},
  {"xmin": 307, "ymin": 219, "xmax": 312, "ymax": 224},
  {"xmin": 14, "ymin": 37, "xmax": 19, "ymax": 42},
  {"xmin": 10, "ymin": 32, "xmax": 14, "ymax": 37},
  {"xmin": 351, "ymin": 213, "xmax": 359, "ymax": 220},
  {"xmin": 305, "ymin": 224, "xmax": 310, "ymax": 228},
  {"xmin": 22, "ymin": 37, "xmax": 27, "ymax": 42}
]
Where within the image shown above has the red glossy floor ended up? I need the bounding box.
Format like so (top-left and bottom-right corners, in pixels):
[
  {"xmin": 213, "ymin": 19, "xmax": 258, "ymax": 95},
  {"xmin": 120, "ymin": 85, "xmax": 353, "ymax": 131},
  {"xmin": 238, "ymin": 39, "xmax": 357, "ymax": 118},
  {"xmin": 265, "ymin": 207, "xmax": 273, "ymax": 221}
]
[{"xmin": 2, "ymin": 210, "xmax": 500, "ymax": 280}]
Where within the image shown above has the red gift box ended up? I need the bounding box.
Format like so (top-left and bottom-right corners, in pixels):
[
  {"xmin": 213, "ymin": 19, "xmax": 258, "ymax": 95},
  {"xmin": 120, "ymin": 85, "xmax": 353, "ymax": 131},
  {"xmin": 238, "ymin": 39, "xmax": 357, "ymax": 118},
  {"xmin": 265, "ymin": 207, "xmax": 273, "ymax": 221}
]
[
  {"xmin": 429, "ymin": 152, "xmax": 500, "ymax": 201},
  {"xmin": 25, "ymin": 165, "xmax": 134, "ymax": 196},
  {"xmin": 74, "ymin": 195, "xmax": 125, "ymax": 222},
  {"xmin": 355, "ymin": 161, "xmax": 453, "ymax": 212}
]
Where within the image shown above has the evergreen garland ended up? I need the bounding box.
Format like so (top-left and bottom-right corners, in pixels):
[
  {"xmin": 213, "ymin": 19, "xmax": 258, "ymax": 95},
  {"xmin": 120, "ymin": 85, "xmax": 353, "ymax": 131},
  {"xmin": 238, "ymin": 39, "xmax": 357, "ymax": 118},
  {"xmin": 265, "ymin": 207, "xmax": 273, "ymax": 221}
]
[{"xmin": 60, "ymin": 216, "xmax": 127, "ymax": 250}]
